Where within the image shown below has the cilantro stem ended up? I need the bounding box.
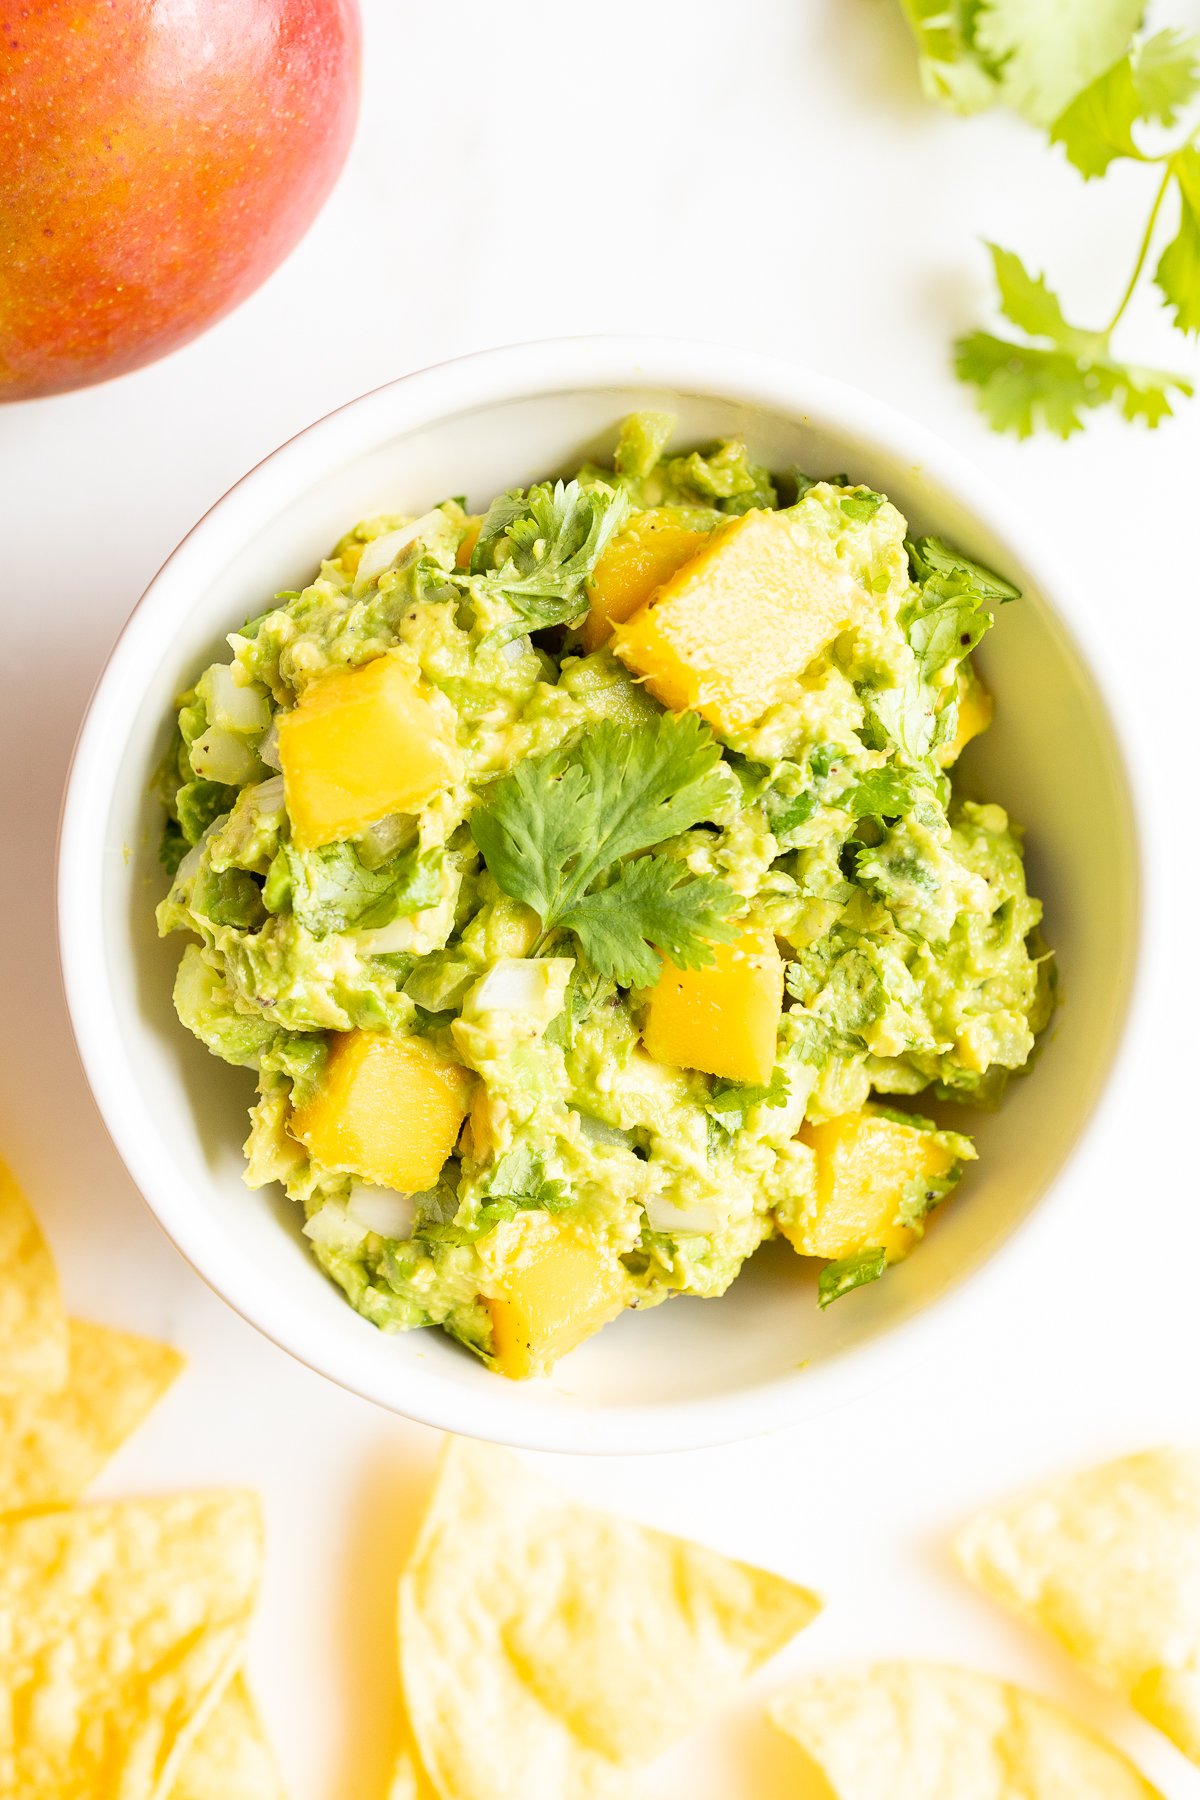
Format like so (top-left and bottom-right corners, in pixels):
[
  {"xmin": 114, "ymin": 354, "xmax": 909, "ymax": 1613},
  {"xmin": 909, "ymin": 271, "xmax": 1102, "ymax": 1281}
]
[{"xmin": 1103, "ymin": 164, "xmax": 1174, "ymax": 336}]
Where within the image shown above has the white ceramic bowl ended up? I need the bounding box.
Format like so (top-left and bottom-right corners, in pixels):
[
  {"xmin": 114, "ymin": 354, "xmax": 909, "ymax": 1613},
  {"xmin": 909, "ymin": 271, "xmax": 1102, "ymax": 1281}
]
[{"xmin": 59, "ymin": 338, "xmax": 1142, "ymax": 1453}]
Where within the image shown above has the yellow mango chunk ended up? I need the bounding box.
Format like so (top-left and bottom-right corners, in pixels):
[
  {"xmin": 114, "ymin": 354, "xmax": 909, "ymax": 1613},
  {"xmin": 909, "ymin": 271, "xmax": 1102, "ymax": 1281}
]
[
  {"xmin": 293, "ymin": 1031, "xmax": 470, "ymax": 1192},
  {"xmin": 642, "ymin": 923, "xmax": 783, "ymax": 1087},
  {"xmin": 937, "ymin": 666, "xmax": 994, "ymax": 767},
  {"xmin": 278, "ymin": 654, "xmax": 456, "ymax": 849},
  {"xmin": 582, "ymin": 509, "xmax": 710, "ymax": 651},
  {"xmin": 486, "ymin": 1213, "xmax": 628, "ymax": 1379},
  {"xmin": 613, "ymin": 509, "xmax": 867, "ymax": 736},
  {"xmin": 455, "ymin": 515, "xmax": 482, "ymax": 570},
  {"xmin": 788, "ymin": 1110, "xmax": 957, "ymax": 1262}
]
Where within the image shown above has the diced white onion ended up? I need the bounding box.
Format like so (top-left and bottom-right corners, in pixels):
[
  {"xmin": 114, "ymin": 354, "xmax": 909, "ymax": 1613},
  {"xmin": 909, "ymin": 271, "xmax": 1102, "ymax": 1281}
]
[
  {"xmin": 642, "ymin": 1192, "xmax": 727, "ymax": 1236},
  {"xmin": 500, "ymin": 635, "xmax": 530, "ymax": 664},
  {"xmin": 575, "ymin": 1112, "xmax": 636, "ymax": 1150},
  {"xmin": 464, "ymin": 957, "xmax": 572, "ymax": 1025},
  {"xmin": 303, "ymin": 1204, "xmax": 369, "ymax": 1252},
  {"xmin": 357, "ymin": 811, "xmax": 416, "ymax": 868},
  {"xmin": 189, "ymin": 725, "xmax": 259, "ymax": 786},
  {"xmin": 355, "ymin": 914, "xmax": 420, "ymax": 954},
  {"xmin": 172, "ymin": 838, "xmax": 206, "ymax": 889},
  {"xmin": 207, "ymin": 662, "xmax": 271, "ymax": 733},
  {"xmin": 249, "ymin": 774, "xmax": 285, "ymax": 813},
  {"xmin": 347, "ymin": 1181, "xmax": 416, "ymax": 1240},
  {"xmin": 353, "ymin": 513, "xmax": 443, "ymax": 593},
  {"xmin": 258, "ymin": 718, "xmax": 281, "ymax": 770}
]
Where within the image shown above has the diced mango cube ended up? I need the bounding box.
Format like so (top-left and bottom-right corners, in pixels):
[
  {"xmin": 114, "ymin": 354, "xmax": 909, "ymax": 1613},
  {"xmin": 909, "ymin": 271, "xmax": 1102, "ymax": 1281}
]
[
  {"xmin": 786, "ymin": 1110, "xmax": 958, "ymax": 1262},
  {"xmin": 937, "ymin": 667, "xmax": 994, "ymax": 768},
  {"xmin": 613, "ymin": 509, "xmax": 867, "ymax": 736},
  {"xmin": 455, "ymin": 515, "xmax": 482, "ymax": 569},
  {"xmin": 642, "ymin": 923, "xmax": 783, "ymax": 1087},
  {"xmin": 293, "ymin": 1030, "xmax": 470, "ymax": 1192},
  {"xmin": 278, "ymin": 654, "xmax": 456, "ymax": 849},
  {"xmin": 582, "ymin": 509, "xmax": 710, "ymax": 651},
  {"xmin": 486, "ymin": 1213, "xmax": 628, "ymax": 1379}
]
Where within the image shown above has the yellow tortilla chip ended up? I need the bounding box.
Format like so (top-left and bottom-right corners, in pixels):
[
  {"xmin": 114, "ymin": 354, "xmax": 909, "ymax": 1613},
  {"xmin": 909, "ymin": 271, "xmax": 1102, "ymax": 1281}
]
[
  {"xmin": 955, "ymin": 1447, "xmax": 1200, "ymax": 1764},
  {"xmin": 0, "ymin": 1155, "xmax": 68, "ymax": 1394},
  {"xmin": 769, "ymin": 1662, "xmax": 1162, "ymax": 1799},
  {"xmin": 0, "ymin": 1317, "xmax": 184, "ymax": 1515},
  {"xmin": 0, "ymin": 1490, "xmax": 263, "ymax": 1800},
  {"xmin": 401, "ymin": 1438, "xmax": 820, "ymax": 1800},
  {"xmin": 169, "ymin": 1676, "xmax": 285, "ymax": 1800}
]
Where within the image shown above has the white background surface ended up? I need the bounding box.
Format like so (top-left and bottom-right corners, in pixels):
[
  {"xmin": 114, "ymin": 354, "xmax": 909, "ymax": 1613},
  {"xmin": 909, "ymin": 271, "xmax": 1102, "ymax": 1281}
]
[{"xmin": 3, "ymin": 2, "xmax": 1200, "ymax": 1794}]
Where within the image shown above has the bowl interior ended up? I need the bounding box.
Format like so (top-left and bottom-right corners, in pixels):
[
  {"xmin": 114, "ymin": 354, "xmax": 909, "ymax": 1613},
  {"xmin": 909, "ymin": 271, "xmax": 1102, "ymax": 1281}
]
[{"xmin": 75, "ymin": 367, "xmax": 1138, "ymax": 1449}]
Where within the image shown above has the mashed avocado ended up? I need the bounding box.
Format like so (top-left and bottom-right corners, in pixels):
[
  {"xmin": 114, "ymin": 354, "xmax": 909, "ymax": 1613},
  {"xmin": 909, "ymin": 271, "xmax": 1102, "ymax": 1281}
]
[{"xmin": 156, "ymin": 415, "xmax": 1053, "ymax": 1377}]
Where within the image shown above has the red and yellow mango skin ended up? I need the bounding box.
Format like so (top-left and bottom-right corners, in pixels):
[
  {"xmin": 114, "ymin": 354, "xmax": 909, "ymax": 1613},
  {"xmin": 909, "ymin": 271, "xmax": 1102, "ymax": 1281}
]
[{"xmin": 0, "ymin": 0, "xmax": 360, "ymax": 399}]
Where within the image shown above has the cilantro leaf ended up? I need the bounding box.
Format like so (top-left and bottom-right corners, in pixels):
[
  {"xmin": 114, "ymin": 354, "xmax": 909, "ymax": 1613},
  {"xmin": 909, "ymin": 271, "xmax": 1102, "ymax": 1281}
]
[
  {"xmin": 445, "ymin": 1148, "xmax": 573, "ymax": 1242},
  {"xmin": 470, "ymin": 715, "xmax": 739, "ymax": 984},
  {"xmin": 969, "ymin": 0, "xmax": 1145, "ymax": 127},
  {"xmin": 1050, "ymin": 54, "xmax": 1143, "ymax": 179},
  {"xmin": 465, "ymin": 478, "xmax": 629, "ymax": 632},
  {"xmin": 818, "ymin": 1246, "xmax": 888, "ymax": 1309},
  {"xmin": 1157, "ymin": 147, "xmax": 1200, "ymax": 333},
  {"xmin": 984, "ymin": 244, "xmax": 1091, "ymax": 348},
  {"xmin": 265, "ymin": 842, "xmax": 441, "ymax": 937},
  {"xmin": 954, "ymin": 329, "xmax": 1192, "ymax": 437},
  {"xmin": 905, "ymin": 534, "xmax": 1016, "ymax": 679},
  {"xmin": 836, "ymin": 766, "xmax": 936, "ymax": 820},
  {"xmin": 1132, "ymin": 29, "xmax": 1200, "ymax": 127},
  {"xmin": 558, "ymin": 857, "xmax": 739, "ymax": 989},
  {"xmin": 1048, "ymin": 33, "xmax": 1200, "ymax": 179},
  {"xmin": 706, "ymin": 1066, "xmax": 789, "ymax": 1134}
]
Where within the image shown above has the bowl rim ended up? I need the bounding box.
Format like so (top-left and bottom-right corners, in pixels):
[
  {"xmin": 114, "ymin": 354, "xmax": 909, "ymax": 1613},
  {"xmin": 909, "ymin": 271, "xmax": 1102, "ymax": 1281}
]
[{"xmin": 57, "ymin": 334, "xmax": 1149, "ymax": 1453}]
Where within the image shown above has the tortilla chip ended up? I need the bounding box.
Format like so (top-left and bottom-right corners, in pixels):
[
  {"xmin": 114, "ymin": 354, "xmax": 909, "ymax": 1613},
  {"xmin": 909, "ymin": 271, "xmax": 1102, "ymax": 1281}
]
[
  {"xmin": 955, "ymin": 1447, "xmax": 1200, "ymax": 1765},
  {"xmin": 0, "ymin": 1318, "xmax": 184, "ymax": 1515},
  {"xmin": 769, "ymin": 1662, "xmax": 1162, "ymax": 1799},
  {"xmin": 0, "ymin": 1155, "xmax": 68, "ymax": 1394},
  {"xmin": 169, "ymin": 1676, "xmax": 286, "ymax": 1800},
  {"xmin": 401, "ymin": 1438, "xmax": 820, "ymax": 1800},
  {"xmin": 0, "ymin": 1490, "xmax": 263, "ymax": 1800}
]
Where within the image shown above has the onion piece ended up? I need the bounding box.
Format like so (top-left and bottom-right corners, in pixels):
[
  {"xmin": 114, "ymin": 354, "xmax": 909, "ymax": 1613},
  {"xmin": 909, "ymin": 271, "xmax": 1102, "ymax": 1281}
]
[
  {"xmin": 356, "ymin": 811, "xmax": 417, "ymax": 870},
  {"xmin": 248, "ymin": 774, "xmax": 285, "ymax": 814},
  {"xmin": 463, "ymin": 957, "xmax": 573, "ymax": 1026},
  {"xmin": 258, "ymin": 718, "xmax": 281, "ymax": 770},
  {"xmin": 575, "ymin": 1112, "xmax": 636, "ymax": 1151},
  {"xmin": 189, "ymin": 725, "xmax": 259, "ymax": 786},
  {"xmin": 353, "ymin": 513, "xmax": 443, "ymax": 594},
  {"xmin": 347, "ymin": 1182, "xmax": 416, "ymax": 1240},
  {"xmin": 205, "ymin": 661, "xmax": 271, "ymax": 733},
  {"xmin": 642, "ymin": 1192, "xmax": 727, "ymax": 1236},
  {"xmin": 303, "ymin": 1203, "xmax": 369, "ymax": 1252}
]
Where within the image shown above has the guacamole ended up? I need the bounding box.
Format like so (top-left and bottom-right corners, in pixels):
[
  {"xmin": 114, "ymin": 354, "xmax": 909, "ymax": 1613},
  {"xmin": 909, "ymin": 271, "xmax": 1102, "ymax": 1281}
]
[{"xmin": 157, "ymin": 414, "xmax": 1053, "ymax": 1377}]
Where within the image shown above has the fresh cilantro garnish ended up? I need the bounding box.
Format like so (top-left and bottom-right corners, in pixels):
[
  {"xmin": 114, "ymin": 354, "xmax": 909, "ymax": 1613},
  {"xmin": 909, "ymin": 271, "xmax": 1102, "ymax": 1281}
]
[
  {"xmin": 706, "ymin": 1066, "xmax": 790, "ymax": 1134},
  {"xmin": 1158, "ymin": 146, "xmax": 1200, "ymax": 332},
  {"xmin": 897, "ymin": 6, "xmax": 1200, "ymax": 437},
  {"xmin": 464, "ymin": 477, "xmax": 628, "ymax": 634},
  {"xmin": 263, "ymin": 842, "xmax": 442, "ymax": 938},
  {"xmin": 835, "ymin": 766, "xmax": 936, "ymax": 821},
  {"xmin": 469, "ymin": 715, "xmax": 740, "ymax": 987},
  {"xmin": 1051, "ymin": 30, "xmax": 1200, "ymax": 177},
  {"xmin": 818, "ymin": 1246, "xmax": 888, "ymax": 1309},
  {"xmin": 769, "ymin": 788, "xmax": 820, "ymax": 835},
  {"xmin": 898, "ymin": 0, "xmax": 1147, "ymax": 127},
  {"xmin": 955, "ymin": 242, "xmax": 1193, "ymax": 438},
  {"xmin": 839, "ymin": 489, "xmax": 885, "ymax": 521}
]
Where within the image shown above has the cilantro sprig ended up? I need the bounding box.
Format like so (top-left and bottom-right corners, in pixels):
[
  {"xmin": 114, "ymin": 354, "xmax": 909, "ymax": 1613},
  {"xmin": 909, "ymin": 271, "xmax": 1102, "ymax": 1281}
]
[
  {"xmin": 469, "ymin": 715, "xmax": 740, "ymax": 987},
  {"xmin": 899, "ymin": 9, "xmax": 1200, "ymax": 436},
  {"xmin": 464, "ymin": 477, "xmax": 628, "ymax": 636}
]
